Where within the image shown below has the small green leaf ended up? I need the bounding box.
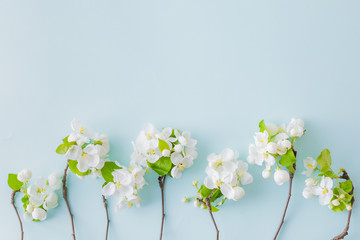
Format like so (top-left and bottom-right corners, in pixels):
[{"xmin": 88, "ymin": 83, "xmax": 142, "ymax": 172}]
[
  {"xmin": 147, "ymin": 157, "xmax": 172, "ymax": 176},
  {"xmin": 199, "ymin": 185, "xmax": 212, "ymax": 198},
  {"xmin": 279, "ymin": 149, "xmax": 297, "ymax": 167},
  {"xmin": 101, "ymin": 162, "xmax": 122, "ymax": 182},
  {"xmin": 259, "ymin": 120, "xmax": 266, "ymax": 133},
  {"xmin": 340, "ymin": 180, "xmax": 353, "ymax": 193},
  {"xmin": 102, "ymin": 182, "xmax": 109, "ymax": 188},
  {"xmin": 203, "ymin": 204, "xmax": 219, "ymax": 212},
  {"xmin": 158, "ymin": 139, "xmax": 170, "ymax": 152},
  {"xmin": 22, "ymin": 195, "xmax": 30, "ymax": 210},
  {"xmin": 317, "ymin": 149, "xmax": 332, "ymax": 172},
  {"xmin": 68, "ymin": 160, "xmax": 91, "ymax": 176},
  {"xmin": 8, "ymin": 174, "xmax": 24, "ymax": 191},
  {"xmin": 93, "ymin": 140, "xmax": 103, "ymax": 145}
]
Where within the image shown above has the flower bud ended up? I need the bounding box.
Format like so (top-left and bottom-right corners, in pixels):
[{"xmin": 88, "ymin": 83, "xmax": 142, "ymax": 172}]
[
  {"xmin": 262, "ymin": 169, "xmax": 271, "ymax": 179},
  {"xmin": 328, "ymin": 204, "xmax": 334, "ymax": 210},
  {"xmin": 17, "ymin": 169, "xmax": 32, "ymax": 182},
  {"xmin": 162, "ymin": 149, "xmax": 170, "ymax": 157},
  {"xmin": 194, "ymin": 200, "xmax": 200, "ymax": 207},
  {"xmin": 274, "ymin": 169, "xmax": 290, "ymax": 186},
  {"xmin": 340, "ymin": 194, "xmax": 345, "ymax": 200},
  {"xmin": 332, "ymin": 199, "xmax": 340, "ymax": 206},
  {"xmin": 174, "ymin": 145, "xmax": 183, "ymax": 153},
  {"xmin": 182, "ymin": 197, "xmax": 188, "ymax": 203},
  {"xmin": 192, "ymin": 180, "xmax": 198, "ymax": 186},
  {"xmin": 346, "ymin": 205, "xmax": 352, "ymax": 211},
  {"xmin": 32, "ymin": 208, "xmax": 47, "ymax": 221},
  {"xmin": 26, "ymin": 204, "xmax": 34, "ymax": 213},
  {"xmin": 200, "ymin": 204, "xmax": 205, "ymax": 209}
]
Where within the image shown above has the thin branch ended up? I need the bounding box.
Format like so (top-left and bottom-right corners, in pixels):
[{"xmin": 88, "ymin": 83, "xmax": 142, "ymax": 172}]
[
  {"xmin": 273, "ymin": 149, "xmax": 297, "ymax": 240},
  {"xmin": 63, "ymin": 160, "xmax": 76, "ymax": 240},
  {"xmin": 197, "ymin": 189, "xmax": 219, "ymax": 240},
  {"xmin": 102, "ymin": 195, "xmax": 110, "ymax": 240},
  {"xmin": 158, "ymin": 175, "xmax": 166, "ymax": 240},
  {"xmin": 332, "ymin": 170, "xmax": 355, "ymax": 240},
  {"xmin": 11, "ymin": 190, "xmax": 24, "ymax": 240}
]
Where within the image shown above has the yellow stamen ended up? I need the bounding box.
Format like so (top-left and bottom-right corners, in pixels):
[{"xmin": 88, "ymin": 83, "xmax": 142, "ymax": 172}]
[
  {"xmin": 80, "ymin": 126, "xmax": 85, "ymax": 134},
  {"xmin": 308, "ymin": 164, "xmax": 313, "ymax": 168},
  {"xmin": 322, "ymin": 188, "xmax": 328, "ymax": 194}
]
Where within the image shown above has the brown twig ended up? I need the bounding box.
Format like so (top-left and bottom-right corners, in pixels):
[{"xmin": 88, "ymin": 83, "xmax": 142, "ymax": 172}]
[
  {"xmin": 332, "ymin": 170, "xmax": 355, "ymax": 240},
  {"xmin": 158, "ymin": 175, "xmax": 166, "ymax": 240},
  {"xmin": 11, "ymin": 190, "xmax": 24, "ymax": 240},
  {"xmin": 63, "ymin": 160, "xmax": 76, "ymax": 240},
  {"xmin": 197, "ymin": 189, "xmax": 219, "ymax": 240},
  {"xmin": 273, "ymin": 149, "xmax": 297, "ymax": 240},
  {"xmin": 102, "ymin": 195, "xmax": 110, "ymax": 240}
]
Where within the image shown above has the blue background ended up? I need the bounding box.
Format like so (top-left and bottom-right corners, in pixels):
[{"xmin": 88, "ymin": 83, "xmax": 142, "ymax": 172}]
[{"xmin": 0, "ymin": 1, "xmax": 359, "ymax": 239}]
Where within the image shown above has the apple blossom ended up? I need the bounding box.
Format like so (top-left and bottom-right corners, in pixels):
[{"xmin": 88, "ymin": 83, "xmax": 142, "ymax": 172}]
[
  {"xmin": 17, "ymin": 169, "xmax": 32, "ymax": 183},
  {"xmin": 301, "ymin": 149, "xmax": 355, "ymax": 239}
]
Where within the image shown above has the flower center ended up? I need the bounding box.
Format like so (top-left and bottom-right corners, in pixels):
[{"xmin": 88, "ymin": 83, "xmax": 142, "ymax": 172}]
[
  {"xmin": 80, "ymin": 126, "xmax": 85, "ymax": 134},
  {"xmin": 322, "ymin": 188, "xmax": 328, "ymax": 194},
  {"xmin": 308, "ymin": 164, "xmax": 313, "ymax": 168},
  {"xmin": 116, "ymin": 182, "xmax": 122, "ymax": 188},
  {"xmin": 82, "ymin": 152, "xmax": 88, "ymax": 158}
]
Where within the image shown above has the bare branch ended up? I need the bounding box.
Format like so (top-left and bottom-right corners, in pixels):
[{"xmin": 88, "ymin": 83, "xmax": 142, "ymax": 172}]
[
  {"xmin": 11, "ymin": 190, "xmax": 23, "ymax": 240},
  {"xmin": 63, "ymin": 160, "xmax": 76, "ymax": 240},
  {"xmin": 158, "ymin": 175, "xmax": 166, "ymax": 240},
  {"xmin": 102, "ymin": 195, "xmax": 110, "ymax": 240}
]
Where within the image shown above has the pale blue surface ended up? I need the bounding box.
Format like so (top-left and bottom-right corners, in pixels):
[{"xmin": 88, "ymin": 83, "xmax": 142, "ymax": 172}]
[{"xmin": 0, "ymin": 1, "xmax": 359, "ymax": 239}]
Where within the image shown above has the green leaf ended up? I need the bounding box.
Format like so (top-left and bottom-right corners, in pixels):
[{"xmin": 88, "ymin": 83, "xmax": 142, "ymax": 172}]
[
  {"xmin": 319, "ymin": 170, "xmax": 337, "ymax": 178},
  {"xmin": 259, "ymin": 120, "xmax": 266, "ymax": 133},
  {"xmin": 102, "ymin": 182, "xmax": 109, "ymax": 188},
  {"xmin": 8, "ymin": 174, "xmax": 24, "ymax": 191},
  {"xmin": 332, "ymin": 201, "xmax": 346, "ymax": 212},
  {"xmin": 199, "ymin": 185, "xmax": 212, "ymax": 198},
  {"xmin": 101, "ymin": 162, "xmax": 122, "ymax": 182},
  {"xmin": 279, "ymin": 149, "xmax": 297, "ymax": 167},
  {"xmin": 286, "ymin": 165, "xmax": 295, "ymax": 173},
  {"xmin": 340, "ymin": 180, "xmax": 353, "ymax": 193},
  {"xmin": 56, "ymin": 136, "xmax": 76, "ymax": 155},
  {"xmin": 68, "ymin": 160, "xmax": 91, "ymax": 176},
  {"xmin": 93, "ymin": 140, "xmax": 103, "ymax": 145},
  {"xmin": 317, "ymin": 149, "xmax": 332, "ymax": 172},
  {"xmin": 22, "ymin": 195, "xmax": 29, "ymax": 210},
  {"xmin": 210, "ymin": 188, "xmax": 223, "ymax": 202},
  {"xmin": 203, "ymin": 204, "xmax": 219, "ymax": 212},
  {"xmin": 158, "ymin": 139, "xmax": 170, "ymax": 152},
  {"xmin": 147, "ymin": 157, "xmax": 172, "ymax": 176}
]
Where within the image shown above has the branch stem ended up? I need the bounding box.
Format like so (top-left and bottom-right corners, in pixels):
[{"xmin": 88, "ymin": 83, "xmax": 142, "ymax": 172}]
[
  {"xmin": 273, "ymin": 149, "xmax": 297, "ymax": 240},
  {"xmin": 158, "ymin": 175, "xmax": 166, "ymax": 240},
  {"xmin": 205, "ymin": 196, "xmax": 219, "ymax": 240},
  {"xmin": 63, "ymin": 160, "xmax": 76, "ymax": 240},
  {"xmin": 102, "ymin": 195, "xmax": 110, "ymax": 240},
  {"xmin": 11, "ymin": 190, "xmax": 24, "ymax": 240},
  {"xmin": 332, "ymin": 170, "xmax": 355, "ymax": 240}
]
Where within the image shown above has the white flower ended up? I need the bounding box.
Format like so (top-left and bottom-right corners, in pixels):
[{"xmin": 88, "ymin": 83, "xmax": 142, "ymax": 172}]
[
  {"xmin": 204, "ymin": 168, "xmax": 237, "ymax": 200},
  {"xmin": 32, "ymin": 208, "xmax": 47, "ymax": 221},
  {"xmin": 156, "ymin": 127, "xmax": 174, "ymax": 142},
  {"xmin": 262, "ymin": 169, "xmax": 271, "ymax": 179},
  {"xmin": 287, "ymin": 118, "xmax": 304, "ymax": 138},
  {"xmin": 305, "ymin": 178, "xmax": 316, "ymax": 187},
  {"xmin": 207, "ymin": 148, "xmax": 237, "ymax": 172},
  {"xmin": 174, "ymin": 144, "xmax": 183, "ymax": 153},
  {"xmin": 76, "ymin": 144, "xmax": 101, "ymax": 172},
  {"xmin": 171, "ymin": 155, "xmax": 194, "ymax": 178},
  {"xmin": 254, "ymin": 131, "xmax": 269, "ymax": 148},
  {"xmin": 162, "ymin": 149, "xmax": 170, "ymax": 157},
  {"xmin": 266, "ymin": 142, "xmax": 278, "ymax": 155},
  {"xmin": 28, "ymin": 177, "xmax": 49, "ymax": 200},
  {"xmin": 313, "ymin": 177, "xmax": 333, "ymax": 205},
  {"xmin": 194, "ymin": 199, "xmax": 200, "ymax": 207},
  {"xmin": 302, "ymin": 187, "xmax": 314, "ymax": 199},
  {"xmin": 274, "ymin": 169, "xmax": 290, "ymax": 186},
  {"xmin": 48, "ymin": 172, "xmax": 62, "ymax": 190},
  {"xmin": 17, "ymin": 169, "xmax": 32, "ymax": 182},
  {"xmin": 175, "ymin": 130, "xmax": 197, "ymax": 148},
  {"xmin": 266, "ymin": 123, "xmax": 279, "ymax": 136},
  {"xmin": 43, "ymin": 192, "xmax": 58, "ymax": 210},
  {"xmin": 236, "ymin": 161, "xmax": 253, "ymax": 185},
  {"xmin": 302, "ymin": 157, "xmax": 317, "ymax": 177},
  {"xmin": 102, "ymin": 169, "xmax": 135, "ymax": 198},
  {"xmin": 232, "ymin": 186, "xmax": 245, "ymax": 201},
  {"xmin": 68, "ymin": 118, "xmax": 91, "ymax": 146}
]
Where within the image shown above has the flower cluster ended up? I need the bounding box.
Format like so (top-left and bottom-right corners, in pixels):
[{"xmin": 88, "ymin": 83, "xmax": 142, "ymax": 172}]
[
  {"xmin": 131, "ymin": 123, "xmax": 198, "ymax": 178},
  {"xmin": 302, "ymin": 149, "xmax": 354, "ymax": 212},
  {"xmin": 56, "ymin": 118, "xmax": 110, "ymax": 177},
  {"xmin": 8, "ymin": 169, "xmax": 61, "ymax": 221},
  {"xmin": 185, "ymin": 148, "xmax": 253, "ymax": 212},
  {"xmin": 247, "ymin": 118, "xmax": 305, "ymax": 185},
  {"xmin": 102, "ymin": 163, "xmax": 147, "ymax": 211}
]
